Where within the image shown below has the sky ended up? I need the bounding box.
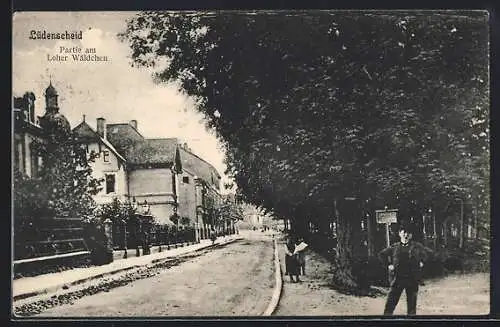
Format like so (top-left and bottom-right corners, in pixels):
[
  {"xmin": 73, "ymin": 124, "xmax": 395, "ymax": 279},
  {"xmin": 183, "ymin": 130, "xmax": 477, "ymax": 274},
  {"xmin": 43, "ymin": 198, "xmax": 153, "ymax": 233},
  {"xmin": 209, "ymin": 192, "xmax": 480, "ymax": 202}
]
[{"xmin": 12, "ymin": 11, "xmax": 232, "ymax": 192}]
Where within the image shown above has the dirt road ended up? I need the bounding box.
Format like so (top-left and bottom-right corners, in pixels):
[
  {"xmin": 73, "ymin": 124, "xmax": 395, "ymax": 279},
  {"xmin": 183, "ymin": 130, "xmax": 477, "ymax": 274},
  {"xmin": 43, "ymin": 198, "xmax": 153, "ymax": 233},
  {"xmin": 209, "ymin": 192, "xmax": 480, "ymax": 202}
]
[{"xmin": 34, "ymin": 234, "xmax": 275, "ymax": 317}]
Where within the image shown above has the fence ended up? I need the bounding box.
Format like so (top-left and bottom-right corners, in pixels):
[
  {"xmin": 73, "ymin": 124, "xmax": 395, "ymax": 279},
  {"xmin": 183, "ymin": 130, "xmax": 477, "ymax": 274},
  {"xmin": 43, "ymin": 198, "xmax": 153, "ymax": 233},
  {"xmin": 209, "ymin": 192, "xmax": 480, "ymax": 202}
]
[
  {"xmin": 110, "ymin": 219, "xmax": 237, "ymax": 252},
  {"xmin": 14, "ymin": 216, "xmax": 89, "ymax": 260}
]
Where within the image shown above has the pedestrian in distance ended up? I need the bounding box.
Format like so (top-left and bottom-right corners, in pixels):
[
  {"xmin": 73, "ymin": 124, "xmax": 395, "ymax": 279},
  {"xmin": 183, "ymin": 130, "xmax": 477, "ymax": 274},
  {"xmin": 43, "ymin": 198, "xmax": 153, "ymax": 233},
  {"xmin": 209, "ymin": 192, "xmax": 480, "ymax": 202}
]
[
  {"xmin": 378, "ymin": 223, "xmax": 430, "ymax": 315},
  {"xmin": 295, "ymin": 237, "xmax": 307, "ymax": 276},
  {"xmin": 209, "ymin": 227, "xmax": 217, "ymax": 245},
  {"xmin": 284, "ymin": 236, "xmax": 301, "ymax": 283}
]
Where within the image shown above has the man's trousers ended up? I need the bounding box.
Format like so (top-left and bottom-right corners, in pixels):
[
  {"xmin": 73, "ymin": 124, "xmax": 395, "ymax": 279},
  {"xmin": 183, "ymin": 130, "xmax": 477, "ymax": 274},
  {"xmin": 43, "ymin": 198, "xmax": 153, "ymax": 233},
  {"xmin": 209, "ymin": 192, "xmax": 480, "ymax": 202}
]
[{"xmin": 383, "ymin": 278, "xmax": 419, "ymax": 315}]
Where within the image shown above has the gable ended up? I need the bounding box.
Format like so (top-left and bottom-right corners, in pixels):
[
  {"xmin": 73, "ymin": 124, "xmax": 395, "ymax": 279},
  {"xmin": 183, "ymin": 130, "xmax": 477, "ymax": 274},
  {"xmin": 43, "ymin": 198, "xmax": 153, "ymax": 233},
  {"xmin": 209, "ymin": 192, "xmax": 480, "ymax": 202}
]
[
  {"xmin": 73, "ymin": 121, "xmax": 100, "ymax": 142},
  {"xmin": 73, "ymin": 121, "xmax": 126, "ymax": 163},
  {"xmin": 179, "ymin": 147, "xmax": 221, "ymax": 188}
]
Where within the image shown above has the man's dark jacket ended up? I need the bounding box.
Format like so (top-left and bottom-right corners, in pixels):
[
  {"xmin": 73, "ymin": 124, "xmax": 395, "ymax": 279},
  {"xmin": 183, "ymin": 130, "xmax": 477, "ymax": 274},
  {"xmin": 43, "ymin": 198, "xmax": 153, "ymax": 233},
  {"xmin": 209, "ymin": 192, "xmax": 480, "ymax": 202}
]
[{"xmin": 378, "ymin": 241, "xmax": 429, "ymax": 285}]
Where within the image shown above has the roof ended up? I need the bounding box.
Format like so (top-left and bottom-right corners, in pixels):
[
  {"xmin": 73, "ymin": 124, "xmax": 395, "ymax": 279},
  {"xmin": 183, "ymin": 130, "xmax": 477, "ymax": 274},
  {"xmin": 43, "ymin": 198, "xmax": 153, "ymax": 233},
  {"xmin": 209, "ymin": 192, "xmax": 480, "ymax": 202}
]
[
  {"xmin": 179, "ymin": 147, "xmax": 221, "ymax": 188},
  {"xmin": 105, "ymin": 123, "xmax": 179, "ymax": 167},
  {"xmin": 72, "ymin": 121, "xmax": 127, "ymax": 163},
  {"xmin": 125, "ymin": 138, "xmax": 178, "ymax": 166},
  {"xmin": 45, "ymin": 82, "xmax": 58, "ymax": 96},
  {"xmin": 13, "ymin": 109, "xmax": 44, "ymax": 136},
  {"xmin": 106, "ymin": 123, "xmax": 145, "ymax": 154},
  {"xmin": 73, "ymin": 121, "xmax": 100, "ymax": 142}
]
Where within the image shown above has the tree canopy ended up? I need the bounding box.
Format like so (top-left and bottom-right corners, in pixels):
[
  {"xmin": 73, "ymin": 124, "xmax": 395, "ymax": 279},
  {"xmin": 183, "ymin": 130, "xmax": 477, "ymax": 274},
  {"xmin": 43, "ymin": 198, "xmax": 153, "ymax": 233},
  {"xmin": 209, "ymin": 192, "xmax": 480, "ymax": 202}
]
[
  {"xmin": 119, "ymin": 11, "xmax": 489, "ymax": 289},
  {"xmin": 120, "ymin": 10, "xmax": 488, "ymax": 222}
]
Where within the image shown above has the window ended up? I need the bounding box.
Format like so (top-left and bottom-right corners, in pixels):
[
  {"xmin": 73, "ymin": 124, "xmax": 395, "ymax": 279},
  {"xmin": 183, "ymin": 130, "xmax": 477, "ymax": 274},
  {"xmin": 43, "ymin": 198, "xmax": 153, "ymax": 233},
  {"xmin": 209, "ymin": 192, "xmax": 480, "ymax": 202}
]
[
  {"xmin": 183, "ymin": 176, "xmax": 190, "ymax": 184},
  {"xmin": 103, "ymin": 150, "xmax": 110, "ymax": 163},
  {"xmin": 30, "ymin": 144, "xmax": 39, "ymax": 178},
  {"xmin": 105, "ymin": 174, "xmax": 116, "ymax": 194},
  {"xmin": 14, "ymin": 139, "xmax": 21, "ymax": 172}
]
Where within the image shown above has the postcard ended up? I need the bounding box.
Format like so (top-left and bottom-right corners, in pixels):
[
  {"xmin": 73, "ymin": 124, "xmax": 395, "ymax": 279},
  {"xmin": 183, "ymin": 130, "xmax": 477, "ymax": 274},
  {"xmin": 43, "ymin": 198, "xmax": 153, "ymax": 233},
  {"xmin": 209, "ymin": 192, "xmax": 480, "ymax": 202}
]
[{"xmin": 12, "ymin": 10, "xmax": 491, "ymax": 318}]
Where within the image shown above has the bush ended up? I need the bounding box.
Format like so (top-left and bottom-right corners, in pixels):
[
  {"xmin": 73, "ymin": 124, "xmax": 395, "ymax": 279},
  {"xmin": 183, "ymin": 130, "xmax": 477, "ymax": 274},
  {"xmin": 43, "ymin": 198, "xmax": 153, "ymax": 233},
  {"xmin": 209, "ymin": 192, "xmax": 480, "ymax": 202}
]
[{"xmin": 82, "ymin": 216, "xmax": 112, "ymax": 265}]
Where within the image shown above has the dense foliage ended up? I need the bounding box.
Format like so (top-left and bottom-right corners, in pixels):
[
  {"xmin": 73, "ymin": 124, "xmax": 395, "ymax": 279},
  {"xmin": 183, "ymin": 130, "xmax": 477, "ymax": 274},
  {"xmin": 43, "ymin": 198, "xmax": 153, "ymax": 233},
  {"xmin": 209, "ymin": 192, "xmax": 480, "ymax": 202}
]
[
  {"xmin": 119, "ymin": 11, "xmax": 489, "ymax": 289},
  {"xmin": 14, "ymin": 118, "xmax": 102, "ymax": 221}
]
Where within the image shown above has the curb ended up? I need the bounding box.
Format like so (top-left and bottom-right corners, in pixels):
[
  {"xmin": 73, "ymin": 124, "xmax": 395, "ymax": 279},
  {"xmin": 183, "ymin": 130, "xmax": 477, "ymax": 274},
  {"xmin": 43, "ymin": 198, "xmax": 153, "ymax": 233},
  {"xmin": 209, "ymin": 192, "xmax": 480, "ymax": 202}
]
[
  {"xmin": 14, "ymin": 236, "xmax": 242, "ymax": 302},
  {"xmin": 262, "ymin": 238, "xmax": 283, "ymax": 316},
  {"xmin": 13, "ymin": 265, "xmax": 139, "ymax": 302}
]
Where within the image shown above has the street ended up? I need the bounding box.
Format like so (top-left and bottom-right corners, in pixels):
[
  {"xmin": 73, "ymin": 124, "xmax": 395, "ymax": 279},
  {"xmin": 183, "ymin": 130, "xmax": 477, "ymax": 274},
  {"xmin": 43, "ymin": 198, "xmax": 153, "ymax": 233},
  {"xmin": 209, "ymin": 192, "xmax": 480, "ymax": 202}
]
[{"xmin": 31, "ymin": 233, "xmax": 275, "ymax": 317}]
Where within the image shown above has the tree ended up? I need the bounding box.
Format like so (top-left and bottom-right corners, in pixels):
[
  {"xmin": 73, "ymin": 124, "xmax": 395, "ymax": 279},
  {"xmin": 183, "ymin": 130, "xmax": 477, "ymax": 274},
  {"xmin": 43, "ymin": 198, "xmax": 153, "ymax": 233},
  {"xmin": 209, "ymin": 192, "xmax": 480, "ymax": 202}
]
[
  {"xmin": 220, "ymin": 195, "xmax": 244, "ymax": 222},
  {"xmin": 99, "ymin": 197, "xmax": 136, "ymax": 224},
  {"xmin": 119, "ymin": 11, "xmax": 489, "ymax": 291},
  {"xmin": 15, "ymin": 113, "xmax": 102, "ymax": 219}
]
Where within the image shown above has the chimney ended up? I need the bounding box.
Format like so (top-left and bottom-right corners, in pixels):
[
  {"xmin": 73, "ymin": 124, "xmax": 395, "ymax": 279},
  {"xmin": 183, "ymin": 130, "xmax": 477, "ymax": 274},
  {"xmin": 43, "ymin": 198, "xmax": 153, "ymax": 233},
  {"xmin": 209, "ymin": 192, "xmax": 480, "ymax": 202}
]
[
  {"xmin": 183, "ymin": 143, "xmax": 189, "ymax": 150},
  {"xmin": 96, "ymin": 117, "xmax": 106, "ymax": 139},
  {"xmin": 129, "ymin": 120, "xmax": 137, "ymax": 130}
]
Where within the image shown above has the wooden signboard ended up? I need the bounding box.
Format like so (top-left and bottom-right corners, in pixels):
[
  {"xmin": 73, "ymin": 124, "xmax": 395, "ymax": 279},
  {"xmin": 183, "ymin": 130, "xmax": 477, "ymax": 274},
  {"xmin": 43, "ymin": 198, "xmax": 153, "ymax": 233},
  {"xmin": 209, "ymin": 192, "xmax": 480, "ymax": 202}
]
[
  {"xmin": 375, "ymin": 209, "xmax": 398, "ymax": 224},
  {"xmin": 376, "ymin": 209, "xmax": 398, "ymax": 247}
]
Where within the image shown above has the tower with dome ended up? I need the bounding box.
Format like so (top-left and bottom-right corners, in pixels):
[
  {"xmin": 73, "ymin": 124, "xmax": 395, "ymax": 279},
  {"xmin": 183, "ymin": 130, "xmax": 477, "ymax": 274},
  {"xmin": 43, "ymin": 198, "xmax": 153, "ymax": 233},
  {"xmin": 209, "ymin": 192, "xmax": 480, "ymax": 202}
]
[{"xmin": 38, "ymin": 81, "xmax": 71, "ymax": 135}]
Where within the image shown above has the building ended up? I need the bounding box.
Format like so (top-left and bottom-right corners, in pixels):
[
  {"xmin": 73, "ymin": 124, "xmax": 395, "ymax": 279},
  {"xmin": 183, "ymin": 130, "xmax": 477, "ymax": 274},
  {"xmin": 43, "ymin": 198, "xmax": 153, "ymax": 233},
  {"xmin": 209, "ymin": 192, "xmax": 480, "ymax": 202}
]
[
  {"xmin": 13, "ymin": 91, "xmax": 42, "ymax": 178},
  {"xmin": 13, "ymin": 81, "xmax": 223, "ymax": 228},
  {"xmin": 73, "ymin": 117, "xmax": 129, "ymax": 205},
  {"xmin": 75, "ymin": 118, "xmax": 222, "ymax": 228},
  {"xmin": 177, "ymin": 145, "xmax": 222, "ymax": 230},
  {"xmin": 106, "ymin": 122, "xmax": 183, "ymax": 225},
  {"xmin": 13, "ymin": 82, "xmax": 72, "ymax": 178}
]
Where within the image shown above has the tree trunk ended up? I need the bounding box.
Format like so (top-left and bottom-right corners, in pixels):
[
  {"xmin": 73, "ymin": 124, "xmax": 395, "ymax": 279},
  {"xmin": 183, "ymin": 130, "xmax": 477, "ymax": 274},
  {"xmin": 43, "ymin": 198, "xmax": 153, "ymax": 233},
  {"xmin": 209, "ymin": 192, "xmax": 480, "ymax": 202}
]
[
  {"xmin": 432, "ymin": 210, "xmax": 437, "ymax": 250},
  {"xmin": 459, "ymin": 199, "xmax": 464, "ymax": 249},
  {"xmin": 474, "ymin": 206, "xmax": 478, "ymax": 240},
  {"xmin": 332, "ymin": 197, "xmax": 366, "ymax": 291},
  {"xmin": 366, "ymin": 210, "xmax": 375, "ymax": 258},
  {"xmin": 422, "ymin": 213, "xmax": 427, "ymax": 241},
  {"xmin": 443, "ymin": 220, "xmax": 448, "ymax": 247},
  {"xmin": 292, "ymin": 216, "xmax": 308, "ymax": 239}
]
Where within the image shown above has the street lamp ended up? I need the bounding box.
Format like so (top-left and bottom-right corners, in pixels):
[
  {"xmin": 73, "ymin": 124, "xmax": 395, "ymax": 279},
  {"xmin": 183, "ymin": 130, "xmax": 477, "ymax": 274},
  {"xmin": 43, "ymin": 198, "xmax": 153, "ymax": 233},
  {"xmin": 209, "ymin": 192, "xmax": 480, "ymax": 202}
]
[
  {"xmin": 141, "ymin": 200, "xmax": 152, "ymax": 255},
  {"xmin": 141, "ymin": 200, "xmax": 150, "ymax": 215},
  {"xmin": 130, "ymin": 197, "xmax": 141, "ymax": 257},
  {"xmin": 132, "ymin": 197, "xmax": 138, "ymax": 212},
  {"xmin": 122, "ymin": 218, "xmax": 128, "ymax": 259}
]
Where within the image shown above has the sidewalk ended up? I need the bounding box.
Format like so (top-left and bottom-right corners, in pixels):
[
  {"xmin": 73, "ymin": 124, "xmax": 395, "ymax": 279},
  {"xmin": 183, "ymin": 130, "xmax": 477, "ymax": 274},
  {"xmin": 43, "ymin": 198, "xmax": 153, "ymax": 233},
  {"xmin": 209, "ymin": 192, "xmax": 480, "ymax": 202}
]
[
  {"xmin": 274, "ymin": 239, "xmax": 489, "ymax": 316},
  {"xmin": 13, "ymin": 235, "xmax": 241, "ymax": 301}
]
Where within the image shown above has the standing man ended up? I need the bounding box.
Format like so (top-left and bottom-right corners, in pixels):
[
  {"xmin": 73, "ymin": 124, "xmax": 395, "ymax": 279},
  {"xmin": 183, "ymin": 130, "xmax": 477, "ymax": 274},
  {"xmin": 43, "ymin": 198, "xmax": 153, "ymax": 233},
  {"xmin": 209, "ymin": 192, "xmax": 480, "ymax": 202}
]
[{"xmin": 378, "ymin": 224, "xmax": 429, "ymax": 315}]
